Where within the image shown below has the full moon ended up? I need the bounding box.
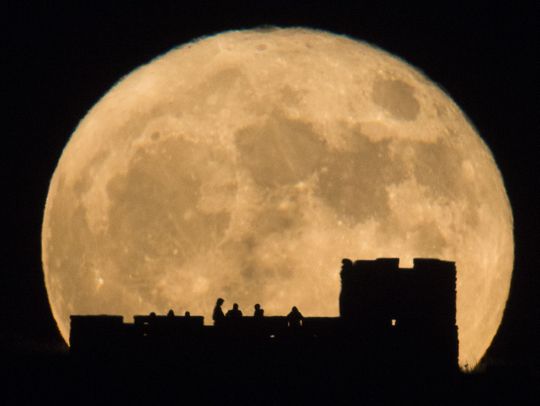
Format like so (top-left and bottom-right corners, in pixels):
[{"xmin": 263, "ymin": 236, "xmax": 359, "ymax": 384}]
[{"xmin": 42, "ymin": 28, "xmax": 513, "ymax": 368}]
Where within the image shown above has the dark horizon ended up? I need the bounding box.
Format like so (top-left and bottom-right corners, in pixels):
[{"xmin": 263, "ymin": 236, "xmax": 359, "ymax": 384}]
[{"xmin": 6, "ymin": 257, "xmax": 535, "ymax": 404}]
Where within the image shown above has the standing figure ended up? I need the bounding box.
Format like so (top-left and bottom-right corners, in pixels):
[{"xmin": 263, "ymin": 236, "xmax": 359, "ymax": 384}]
[
  {"xmin": 287, "ymin": 306, "xmax": 304, "ymax": 328},
  {"xmin": 254, "ymin": 303, "xmax": 264, "ymax": 319},
  {"xmin": 213, "ymin": 298, "xmax": 225, "ymax": 326},
  {"xmin": 226, "ymin": 303, "xmax": 243, "ymax": 319}
]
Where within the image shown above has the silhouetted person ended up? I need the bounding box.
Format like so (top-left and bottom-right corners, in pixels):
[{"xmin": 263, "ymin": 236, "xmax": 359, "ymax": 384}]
[
  {"xmin": 184, "ymin": 311, "xmax": 191, "ymax": 317},
  {"xmin": 287, "ymin": 306, "xmax": 304, "ymax": 328},
  {"xmin": 226, "ymin": 303, "xmax": 243, "ymax": 319},
  {"xmin": 254, "ymin": 303, "xmax": 264, "ymax": 319},
  {"xmin": 146, "ymin": 312, "xmax": 157, "ymax": 336},
  {"xmin": 213, "ymin": 298, "xmax": 225, "ymax": 325},
  {"xmin": 167, "ymin": 309, "xmax": 175, "ymax": 318},
  {"xmin": 149, "ymin": 311, "xmax": 157, "ymax": 324}
]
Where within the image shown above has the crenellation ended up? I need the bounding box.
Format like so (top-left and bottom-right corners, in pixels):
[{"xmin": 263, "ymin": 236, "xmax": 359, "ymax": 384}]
[{"xmin": 70, "ymin": 257, "xmax": 458, "ymax": 370}]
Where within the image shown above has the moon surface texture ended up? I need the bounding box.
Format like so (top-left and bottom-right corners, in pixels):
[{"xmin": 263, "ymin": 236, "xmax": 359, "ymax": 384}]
[{"xmin": 42, "ymin": 28, "xmax": 513, "ymax": 368}]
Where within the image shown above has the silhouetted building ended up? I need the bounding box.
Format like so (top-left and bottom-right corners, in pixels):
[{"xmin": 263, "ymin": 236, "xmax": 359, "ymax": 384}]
[
  {"xmin": 70, "ymin": 315, "xmax": 124, "ymax": 353},
  {"xmin": 339, "ymin": 257, "xmax": 458, "ymax": 369},
  {"xmin": 69, "ymin": 257, "xmax": 458, "ymax": 370}
]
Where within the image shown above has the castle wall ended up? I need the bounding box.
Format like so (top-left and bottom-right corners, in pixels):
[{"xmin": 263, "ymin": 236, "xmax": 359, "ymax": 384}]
[
  {"xmin": 69, "ymin": 257, "xmax": 458, "ymax": 369},
  {"xmin": 339, "ymin": 257, "xmax": 458, "ymax": 368}
]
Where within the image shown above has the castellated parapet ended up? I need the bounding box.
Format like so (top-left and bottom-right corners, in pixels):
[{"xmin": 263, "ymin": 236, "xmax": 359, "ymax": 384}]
[{"xmin": 70, "ymin": 258, "xmax": 459, "ymax": 370}]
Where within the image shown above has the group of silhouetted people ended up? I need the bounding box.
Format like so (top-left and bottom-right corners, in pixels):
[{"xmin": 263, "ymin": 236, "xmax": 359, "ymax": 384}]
[
  {"xmin": 146, "ymin": 298, "xmax": 304, "ymax": 329},
  {"xmin": 212, "ymin": 298, "xmax": 304, "ymax": 328},
  {"xmin": 212, "ymin": 298, "xmax": 260, "ymax": 324},
  {"xmin": 164, "ymin": 309, "xmax": 191, "ymax": 318}
]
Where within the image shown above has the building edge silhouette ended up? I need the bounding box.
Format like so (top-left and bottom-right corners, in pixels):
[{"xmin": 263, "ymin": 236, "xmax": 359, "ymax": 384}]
[{"xmin": 69, "ymin": 257, "xmax": 458, "ymax": 372}]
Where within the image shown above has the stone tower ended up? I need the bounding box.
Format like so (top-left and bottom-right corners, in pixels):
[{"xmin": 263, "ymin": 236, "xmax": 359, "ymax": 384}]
[{"xmin": 339, "ymin": 258, "xmax": 458, "ymax": 368}]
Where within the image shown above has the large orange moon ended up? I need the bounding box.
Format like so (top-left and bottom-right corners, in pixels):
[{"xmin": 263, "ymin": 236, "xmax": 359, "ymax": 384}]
[{"xmin": 42, "ymin": 28, "xmax": 513, "ymax": 368}]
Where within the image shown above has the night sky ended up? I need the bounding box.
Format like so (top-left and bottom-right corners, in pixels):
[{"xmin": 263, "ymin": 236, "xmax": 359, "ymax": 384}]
[{"xmin": 3, "ymin": 1, "xmax": 538, "ymax": 368}]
